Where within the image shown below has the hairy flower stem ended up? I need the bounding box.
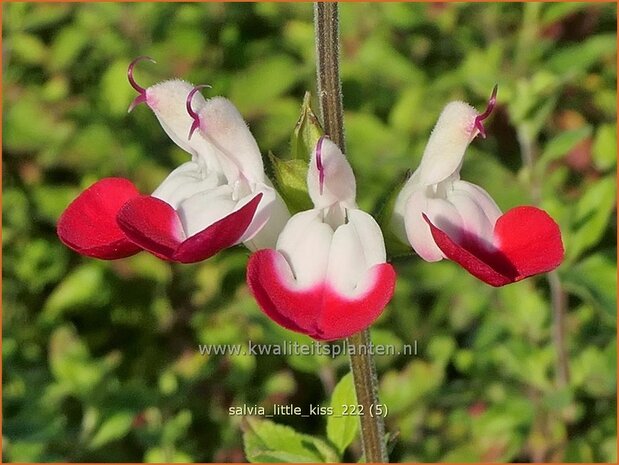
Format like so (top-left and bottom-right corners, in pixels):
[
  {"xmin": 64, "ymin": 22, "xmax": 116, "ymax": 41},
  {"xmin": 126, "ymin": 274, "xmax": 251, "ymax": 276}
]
[
  {"xmin": 314, "ymin": 3, "xmax": 388, "ymax": 462},
  {"xmin": 314, "ymin": 2, "xmax": 345, "ymax": 149},
  {"xmin": 346, "ymin": 331, "xmax": 388, "ymax": 462}
]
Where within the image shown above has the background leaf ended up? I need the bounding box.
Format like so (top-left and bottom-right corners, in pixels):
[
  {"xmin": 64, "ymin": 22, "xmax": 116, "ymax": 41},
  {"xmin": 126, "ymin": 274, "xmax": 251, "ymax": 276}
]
[
  {"xmin": 3, "ymin": 3, "xmax": 615, "ymax": 462},
  {"xmin": 243, "ymin": 417, "xmax": 337, "ymax": 463},
  {"xmin": 326, "ymin": 372, "xmax": 359, "ymax": 455}
]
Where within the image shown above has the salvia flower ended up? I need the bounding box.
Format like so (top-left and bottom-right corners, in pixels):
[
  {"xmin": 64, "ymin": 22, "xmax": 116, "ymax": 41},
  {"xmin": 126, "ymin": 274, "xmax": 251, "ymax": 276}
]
[
  {"xmin": 57, "ymin": 57, "xmax": 289, "ymax": 263},
  {"xmin": 247, "ymin": 137, "xmax": 396, "ymax": 341},
  {"xmin": 392, "ymin": 86, "xmax": 564, "ymax": 286}
]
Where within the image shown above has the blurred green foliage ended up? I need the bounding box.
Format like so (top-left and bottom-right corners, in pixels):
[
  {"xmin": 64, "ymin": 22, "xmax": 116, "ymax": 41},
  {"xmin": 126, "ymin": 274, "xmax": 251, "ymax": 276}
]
[{"xmin": 3, "ymin": 3, "xmax": 616, "ymax": 462}]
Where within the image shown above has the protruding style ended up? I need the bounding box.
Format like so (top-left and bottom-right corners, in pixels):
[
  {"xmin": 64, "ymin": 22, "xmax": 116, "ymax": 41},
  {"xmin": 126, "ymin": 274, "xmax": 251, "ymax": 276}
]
[
  {"xmin": 186, "ymin": 84, "xmax": 212, "ymax": 140},
  {"xmin": 127, "ymin": 56, "xmax": 156, "ymax": 112}
]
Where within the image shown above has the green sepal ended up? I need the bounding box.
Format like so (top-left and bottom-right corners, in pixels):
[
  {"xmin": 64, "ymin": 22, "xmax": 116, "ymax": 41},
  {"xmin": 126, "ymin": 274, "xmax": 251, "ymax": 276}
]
[
  {"xmin": 268, "ymin": 152, "xmax": 313, "ymax": 214},
  {"xmin": 290, "ymin": 91, "xmax": 324, "ymax": 161},
  {"xmin": 266, "ymin": 91, "xmax": 325, "ymax": 214}
]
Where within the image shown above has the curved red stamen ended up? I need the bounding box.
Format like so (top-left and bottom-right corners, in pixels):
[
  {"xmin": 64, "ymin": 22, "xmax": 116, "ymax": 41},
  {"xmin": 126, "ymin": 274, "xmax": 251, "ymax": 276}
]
[
  {"xmin": 128, "ymin": 56, "xmax": 156, "ymax": 94},
  {"xmin": 316, "ymin": 136, "xmax": 328, "ymax": 195},
  {"xmin": 474, "ymin": 84, "xmax": 498, "ymax": 139},
  {"xmin": 186, "ymin": 84, "xmax": 212, "ymax": 140}
]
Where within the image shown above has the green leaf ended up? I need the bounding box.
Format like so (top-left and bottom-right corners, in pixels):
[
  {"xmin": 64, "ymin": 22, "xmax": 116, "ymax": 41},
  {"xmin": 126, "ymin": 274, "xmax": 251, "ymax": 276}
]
[
  {"xmin": 570, "ymin": 346, "xmax": 616, "ymax": 397},
  {"xmin": 290, "ymin": 91, "xmax": 324, "ymax": 161},
  {"xmin": 144, "ymin": 447, "xmax": 193, "ymax": 463},
  {"xmin": 48, "ymin": 326, "xmax": 116, "ymax": 396},
  {"xmin": 89, "ymin": 411, "xmax": 134, "ymax": 449},
  {"xmin": 592, "ymin": 124, "xmax": 617, "ymax": 172},
  {"xmin": 101, "ymin": 60, "xmax": 138, "ymax": 116},
  {"xmin": 547, "ymin": 34, "xmax": 616, "ymax": 76},
  {"xmin": 526, "ymin": 95, "xmax": 560, "ymax": 141},
  {"xmin": 268, "ymin": 153, "xmax": 312, "ymax": 214},
  {"xmin": 41, "ymin": 263, "xmax": 111, "ymax": 325},
  {"xmin": 229, "ymin": 55, "xmax": 302, "ymax": 114},
  {"xmin": 162, "ymin": 410, "xmax": 192, "ymax": 446},
  {"xmin": 13, "ymin": 239, "xmax": 68, "ymax": 293},
  {"xmin": 568, "ymin": 176, "xmax": 616, "ymax": 261},
  {"xmin": 380, "ymin": 360, "xmax": 444, "ymax": 416},
  {"xmin": 497, "ymin": 282, "xmax": 549, "ymax": 342},
  {"xmin": 562, "ymin": 252, "xmax": 617, "ymax": 321},
  {"xmin": 538, "ymin": 126, "xmax": 592, "ymax": 167},
  {"xmin": 8, "ymin": 3, "xmax": 72, "ymax": 32},
  {"xmin": 508, "ymin": 72, "xmax": 560, "ymax": 126},
  {"xmin": 9, "ymin": 33, "xmax": 47, "ymax": 65},
  {"xmin": 32, "ymin": 185, "xmax": 80, "ymax": 224},
  {"xmin": 441, "ymin": 444, "xmax": 482, "ymax": 462},
  {"xmin": 4, "ymin": 440, "xmax": 47, "ymax": 463},
  {"xmin": 4, "ymin": 92, "xmax": 74, "ymax": 154},
  {"xmin": 327, "ymin": 372, "xmax": 358, "ymax": 455},
  {"xmin": 370, "ymin": 328, "xmax": 406, "ymax": 369},
  {"xmin": 49, "ymin": 25, "xmax": 88, "ymax": 72},
  {"xmin": 541, "ymin": 3, "xmax": 591, "ymax": 26},
  {"xmin": 243, "ymin": 417, "xmax": 338, "ymax": 463},
  {"xmin": 463, "ymin": 146, "xmax": 529, "ymax": 209},
  {"xmin": 427, "ymin": 335, "xmax": 456, "ymax": 367}
]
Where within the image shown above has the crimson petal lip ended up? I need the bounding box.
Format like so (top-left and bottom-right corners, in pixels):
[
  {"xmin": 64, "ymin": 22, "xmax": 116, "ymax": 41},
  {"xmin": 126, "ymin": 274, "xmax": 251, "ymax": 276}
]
[
  {"xmin": 117, "ymin": 193, "xmax": 263, "ymax": 264},
  {"xmin": 423, "ymin": 205, "xmax": 564, "ymax": 287},
  {"xmin": 247, "ymin": 249, "xmax": 396, "ymax": 341},
  {"xmin": 57, "ymin": 178, "xmax": 142, "ymax": 260},
  {"xmin": 116, "ymin": 195, "xmax": 185, "ymax": 260}
]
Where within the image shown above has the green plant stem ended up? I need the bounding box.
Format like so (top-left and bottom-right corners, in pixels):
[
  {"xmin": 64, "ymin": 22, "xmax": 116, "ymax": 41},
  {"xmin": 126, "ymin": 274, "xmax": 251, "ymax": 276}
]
[
  {"xmin": 347, "ymin": 331, "xmax": 388, "ymax": 462},
  {"xmin": 518, "ymin": 124, "xmax": 568, "ymax": 460},
  {"xmin": 314, "ymin": 2, "xmax": 345, "ymax": 149},
  {"xmin": 314, "ymin": 3, "xmax": 388, "ymax": 462},
  {"xmin": 517, "ymin": 127, "xmax": 570, "ymax": 389},
  {"xmin": 549, "ymin": 270, "xmax": 570, "ymax": 387}
]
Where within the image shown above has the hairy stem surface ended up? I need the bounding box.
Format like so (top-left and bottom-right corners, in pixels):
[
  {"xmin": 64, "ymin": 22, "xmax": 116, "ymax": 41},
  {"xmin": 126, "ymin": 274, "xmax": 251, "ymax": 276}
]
[{"xmin": 314, "ymin": 3, "xmax": 388, "ymax": 462}]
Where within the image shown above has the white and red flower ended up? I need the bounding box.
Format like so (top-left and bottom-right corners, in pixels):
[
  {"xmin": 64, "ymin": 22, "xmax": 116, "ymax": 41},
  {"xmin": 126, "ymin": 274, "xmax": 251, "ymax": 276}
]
[
  {"xmin": 247, "ymin": 137, "xmax": 396, "ymax": 340},
  {"xmin": 57, "ymin": 58, "xmax": 289, "ymax": 263},
  {"xmin": 392, "ymin": 86, "xmax": 564, "ymax": 286}
]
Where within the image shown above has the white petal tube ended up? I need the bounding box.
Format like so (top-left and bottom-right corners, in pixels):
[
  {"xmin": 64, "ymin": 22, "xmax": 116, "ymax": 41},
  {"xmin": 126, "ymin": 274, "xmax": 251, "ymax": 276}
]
[
  {"xmin": 392, "ymin": 171, "xmax": 418, "ymax": 244},
  {"xmin": 175, "ymin": 186, "xmax": 236, "ymax": 238},
  {"xmin": 346, "ymin": 209, "xmax": 387, "ymax": 267},
  {"xmin": 451, "ymin": 180, "xmax": 502, "ymax": 226},
  {"xmin": 326, "ymin": 209, "xmax": 387, "ymax": 296},
  {"xmin": 197, "ymin": 97, "xmax": 266, "ymax": 183},
  {"xmin": 276, "ymin": 210, "xmax": 333, "ymax": 288},
  {"xmin": 152, "ymin": 161, "xmax": 223, "ymax": 210},
  {"xmin": 448, "ymin": 180, "xmax": 502, "ymax": 250},
  {"xmin": 242, "ymin": 186, "xmax": 291, "ymax": 251},
  {"xmin": 404, "ymin": 187, "xmax": 465, "ymax": 262}
]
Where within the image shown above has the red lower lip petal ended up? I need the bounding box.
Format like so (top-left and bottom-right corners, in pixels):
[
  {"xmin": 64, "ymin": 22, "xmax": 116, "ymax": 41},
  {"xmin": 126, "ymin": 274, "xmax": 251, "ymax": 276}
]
[
  {"xmin": 117, "ymin": 193, "xmax": 263, "ymax": 264},
  {"xmin": 247, "ymin": 249, "xmax": 396, "ymax": 341},
  {"xmin": 57, "ymin": 177, "xmax": 142, "ymax": 260},
  {"xmin": 424, "ymin": 205, "xmax": 564, "ymax": 286}
]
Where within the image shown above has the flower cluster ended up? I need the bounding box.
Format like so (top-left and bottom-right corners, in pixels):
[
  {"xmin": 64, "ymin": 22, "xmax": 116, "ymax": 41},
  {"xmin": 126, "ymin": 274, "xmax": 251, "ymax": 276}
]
[
  {"xmin": 392, "ymin": 86, "xmax": 564, "ymax": 286},
  {"xmin": 58, "ymin": 57, "xmax": 289, "ymax": 264},
  {"xmin": 58, "ymin": 60, "xmax": 564, "ymax": 340}
]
